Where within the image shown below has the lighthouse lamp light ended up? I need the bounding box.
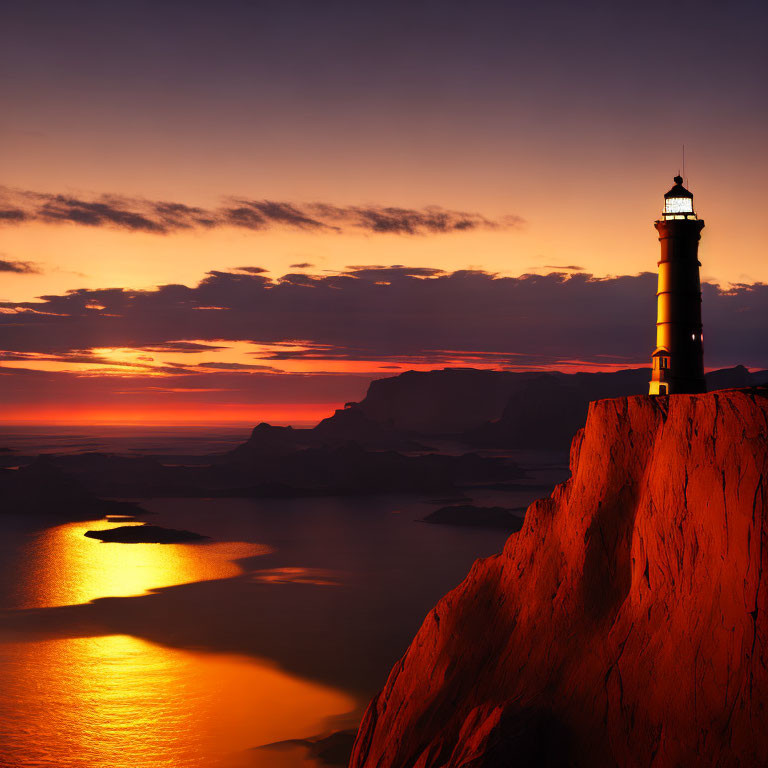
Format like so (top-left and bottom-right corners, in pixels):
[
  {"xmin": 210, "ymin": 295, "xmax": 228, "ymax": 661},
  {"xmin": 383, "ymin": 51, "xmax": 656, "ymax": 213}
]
[
  {"xmin": 664, "ymin": 196, "xmax": 694, "ymax": 214},
  {"xmin": 662, "ymin": 176, "xmax": 698, "ymax": 221}
]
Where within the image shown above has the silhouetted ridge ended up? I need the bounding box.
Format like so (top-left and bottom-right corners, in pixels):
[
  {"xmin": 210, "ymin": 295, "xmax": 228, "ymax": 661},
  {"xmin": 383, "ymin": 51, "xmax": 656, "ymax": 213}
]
[
  {"xmin": 318, "ymin": 365, "xmax": 768, "ymax": 451},
  {"xmin": 354, "ymin": 368, "xmax": 530, "ymax": 433}
]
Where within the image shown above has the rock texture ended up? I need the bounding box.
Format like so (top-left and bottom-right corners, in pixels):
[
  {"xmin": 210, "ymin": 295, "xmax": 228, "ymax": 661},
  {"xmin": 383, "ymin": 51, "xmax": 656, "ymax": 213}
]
[{"xmin": 351, "ymin": 388, "xmax": 768, "ymax": 768}]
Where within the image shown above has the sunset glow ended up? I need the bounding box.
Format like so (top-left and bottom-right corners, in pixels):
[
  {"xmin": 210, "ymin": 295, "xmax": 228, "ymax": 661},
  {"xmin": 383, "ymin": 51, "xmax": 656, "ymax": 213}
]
[
  {"xmin": 0, "ymin": 403, "xmax": 340, "ymax": 427},
  {"xmin": 1, "ymin": 1, "xmax": 766, "ymax": 423}
]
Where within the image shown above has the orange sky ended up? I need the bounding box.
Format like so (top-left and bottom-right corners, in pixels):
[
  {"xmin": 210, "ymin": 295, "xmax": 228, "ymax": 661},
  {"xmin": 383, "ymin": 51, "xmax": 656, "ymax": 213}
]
[
  {"xmin": 1, "ymin": 1, "xmax": 765, "ymax": 425},
  {"xmin": 0, "ymin": 167, "xmax": 764, "ymax": 426},
  {"xmin": 1, "ymin": 150, "xmax": 766, "ymax": 307}
]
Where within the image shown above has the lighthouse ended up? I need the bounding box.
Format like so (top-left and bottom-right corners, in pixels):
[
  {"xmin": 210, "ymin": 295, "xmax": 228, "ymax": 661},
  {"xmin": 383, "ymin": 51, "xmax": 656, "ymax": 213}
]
[{"xmin": 648, "ymin": 176, "xmax": 706, "ymax": 395}]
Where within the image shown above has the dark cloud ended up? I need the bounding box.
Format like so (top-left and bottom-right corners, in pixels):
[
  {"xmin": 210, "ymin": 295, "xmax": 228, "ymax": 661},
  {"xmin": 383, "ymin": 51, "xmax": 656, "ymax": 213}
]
[
  {"xmin": 0, "ymin": 266, "xmax": 766, "ymax": 372},
  {"xmin": 34, "ymin": 194, "xmax": 166, "ymax": 233},
  {"xmin": 277, "ymin": 272, "xmax": 325, "ymax": 287},
  {"xmin": 0, "ymin": 209, "xmax": 28, "ymax": 222},
  {"xmin": 225, "ymin": 200, "xmax": 328, "ymax": 231},
  {"xmin": 544, "ymin": 264, "xmax": 584, "ymax": 271},
  {"xmin": 234, "ymin": 266, "xmax": 269, "ymax": 274},
  {"xmin": 0, "ymin": 187, "xmax": 519, "ymax": 236},
  {"xmin": 289, "ymin": 262, "xmax": 314, "ymax": 269},
  {"xmin": 0, "ymin": 351, "xmax": 42, "ymax": 361},
  {"xmin": 151, "ymin": 201, "xmax": 218, "ymax": 230},
  {"xmin": 343, "ymin": 265, "xmax": 446, "ymax": 279},
  {"xmin": 307, "ymin": 203, "xmax": 511, "ymax": 235},
  {"xmin": 195, "ymin": 362, "xmax": 282, "ymax": 371},
  {"xmin": 139, "ymin": 342, "xmax": 229, "ymax": 353},
  {"xmin": 0, "ymin": 258, "xmax": 40, "ymax": 274}
]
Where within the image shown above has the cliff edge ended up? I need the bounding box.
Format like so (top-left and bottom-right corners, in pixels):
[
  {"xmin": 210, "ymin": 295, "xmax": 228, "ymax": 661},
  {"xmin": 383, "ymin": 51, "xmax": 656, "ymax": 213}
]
[{"xmin": 351, "ymin": 388, "xmax": 768, "ymax": 768}]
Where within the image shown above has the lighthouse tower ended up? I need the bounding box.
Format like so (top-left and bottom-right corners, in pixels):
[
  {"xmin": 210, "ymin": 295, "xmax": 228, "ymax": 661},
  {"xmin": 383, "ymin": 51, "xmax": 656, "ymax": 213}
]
[{"xmin": 648, "ymin": 176, "xmax": 706, "ymax": 395}]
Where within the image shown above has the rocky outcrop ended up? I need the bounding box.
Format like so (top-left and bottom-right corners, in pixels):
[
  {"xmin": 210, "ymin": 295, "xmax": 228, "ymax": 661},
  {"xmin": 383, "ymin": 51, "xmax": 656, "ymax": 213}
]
[
  {"xmin": 313, "ymin": 406, "xmax": 428, "ymax": 451},
  {"xmin": 351, "ymin": 388, "xmax": 768, "ymax": 768},
  {"xmin": 229, "ymin": 422, "xmax": 308, "ymax": 458},
  {"xmin": 84, "ymin": 524, "xmax": 209, "ymax": 543},
  {"xmin": 227, "ymin": 411, "xmax": 426, "ymax": 459}
]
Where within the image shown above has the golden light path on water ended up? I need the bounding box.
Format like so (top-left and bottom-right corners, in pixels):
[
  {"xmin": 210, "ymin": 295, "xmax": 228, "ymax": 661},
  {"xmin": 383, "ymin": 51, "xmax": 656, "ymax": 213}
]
[
  {"xmin": 0, "ymin": 519, "xmax": 357, "ymax": 768},
  {"xmin": 20, "ymin": 518, "xmax": 267, "ymax": 608}
]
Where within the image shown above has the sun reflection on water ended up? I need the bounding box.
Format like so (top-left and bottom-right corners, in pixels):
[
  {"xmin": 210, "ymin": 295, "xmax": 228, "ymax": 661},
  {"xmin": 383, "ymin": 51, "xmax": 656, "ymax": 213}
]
[
  {"xmin": 0, "ymin": 634, "xmax": 355, "ymax": 768},
  {"xmin": 17, "ymin": 518, "xmax": 270, "ymax": 608},
  {"xmin": 0, "ymin": 518, "xmax": 357, "ymax": 767}
]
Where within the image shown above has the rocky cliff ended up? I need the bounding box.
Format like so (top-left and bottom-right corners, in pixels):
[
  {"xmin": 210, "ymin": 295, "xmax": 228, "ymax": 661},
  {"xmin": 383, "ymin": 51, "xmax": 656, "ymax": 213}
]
[{"xmin": 351, "ymin": 388, "xmax": 768, "ymax": 768}]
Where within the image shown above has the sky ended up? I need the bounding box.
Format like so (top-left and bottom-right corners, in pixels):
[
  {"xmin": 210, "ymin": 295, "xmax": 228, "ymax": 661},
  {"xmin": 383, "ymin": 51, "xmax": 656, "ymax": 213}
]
[{"xmin": 1, "ymin": 0, "xmax": 766, "ymax": 425}]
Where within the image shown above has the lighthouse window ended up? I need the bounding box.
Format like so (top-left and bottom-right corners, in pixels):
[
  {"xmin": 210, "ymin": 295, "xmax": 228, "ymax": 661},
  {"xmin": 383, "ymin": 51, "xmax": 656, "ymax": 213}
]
[{"xmin": 665, "ymin": 197, "xmax": 694, "ymax": 214}]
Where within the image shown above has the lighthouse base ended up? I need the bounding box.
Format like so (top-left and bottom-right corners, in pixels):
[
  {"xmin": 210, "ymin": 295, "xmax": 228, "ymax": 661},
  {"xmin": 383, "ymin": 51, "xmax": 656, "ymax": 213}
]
[{"xmin": 649, "ymin": 377, "xmax": 707, "ymax": 396}]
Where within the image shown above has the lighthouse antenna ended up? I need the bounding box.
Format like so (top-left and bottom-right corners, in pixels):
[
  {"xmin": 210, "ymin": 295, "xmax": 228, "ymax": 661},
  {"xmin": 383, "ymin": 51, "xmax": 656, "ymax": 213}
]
[{"xmin": 682, "ymin": 144, "xmax": 686, "ymax": 186}]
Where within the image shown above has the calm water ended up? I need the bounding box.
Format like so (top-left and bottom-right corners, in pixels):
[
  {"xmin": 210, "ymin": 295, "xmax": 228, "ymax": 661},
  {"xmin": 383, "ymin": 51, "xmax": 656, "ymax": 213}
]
[
  {"xmin": 0, "ymin": 484, "xmax": 567, "ymax": 768},
  {"xmin": 0, "ymin": 425, "xmax": 254, "ymax": 457}
]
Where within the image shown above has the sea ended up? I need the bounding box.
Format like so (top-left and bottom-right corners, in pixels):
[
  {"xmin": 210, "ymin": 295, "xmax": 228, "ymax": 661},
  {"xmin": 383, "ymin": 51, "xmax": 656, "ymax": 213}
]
[{"xmin": 0, "ymin": 426, "xmax": 569, "ymax": 768}]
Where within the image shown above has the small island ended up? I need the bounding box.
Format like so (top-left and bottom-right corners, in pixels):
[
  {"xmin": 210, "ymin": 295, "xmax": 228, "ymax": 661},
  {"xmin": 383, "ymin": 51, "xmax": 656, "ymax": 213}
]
[
  {"xmin": 84, "ymin": 524, "xmax": 210, "ymax": 544},
  {"xmin": 422, "ymin": 504, "xmax": 526, "ymax": 530}
]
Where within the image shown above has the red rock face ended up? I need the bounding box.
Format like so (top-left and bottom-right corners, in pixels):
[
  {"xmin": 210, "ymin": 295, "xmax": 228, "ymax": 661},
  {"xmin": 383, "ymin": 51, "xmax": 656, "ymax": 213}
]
[{"xmin": 351, "ymin": 389, "xmax": 768, "ymax": 768}]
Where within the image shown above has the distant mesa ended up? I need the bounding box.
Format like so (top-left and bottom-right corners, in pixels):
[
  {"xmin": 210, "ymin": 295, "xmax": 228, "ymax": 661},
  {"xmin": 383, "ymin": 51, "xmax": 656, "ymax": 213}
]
[
  {"xmin": 231, "ymin": 422, "xmax": 306, "ymax": 458},
  {"xmin": 322, "ymin": 366, "xmax": 768, "ymax": 451},
  {"xmin": 84, "ymin": 524, "xmax": 210, "ymax": 544},
  {"xmin": 422, "ymin": 504, "xmax": 525, "ymax": 530},
  {"xmin": 229, "ymin": 408, "xmax": 428, "ymax": 460}
]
